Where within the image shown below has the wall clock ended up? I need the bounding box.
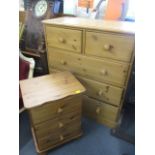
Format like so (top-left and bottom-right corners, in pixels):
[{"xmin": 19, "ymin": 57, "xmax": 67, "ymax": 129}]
[{"xmin": 32, "ymin": 0, "xmax": 49, "ymax": 18}]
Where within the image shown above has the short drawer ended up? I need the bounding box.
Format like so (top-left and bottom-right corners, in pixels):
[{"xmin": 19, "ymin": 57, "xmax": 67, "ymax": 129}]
[
  {"xmin": 37, "ymin": 122, "xmax": 82, "ymax": 150},
  {"xmin": 34, "ymin": 110, "xmax": 81, "ymax": 139},
  {"xmin": 48, "ymin": 47, "xmax": 129, "ymax": 87},
  {"xmin": 29, "ymin": 95, "xmax": 82, "ymax": 125},
  {"xmin": 82, "ymin": 95, "xmax": 119, "ymax": 127},
  {"xmin": 85, "ymin": 31, "xmax": 134, "ymax": 62},
  {"xmin": 77, "ymin": 76, "xmax": 123, "ymax": 106},
  {"xmin": 45, "ymin": 26, "xmax": 82, "ymax": 53}
]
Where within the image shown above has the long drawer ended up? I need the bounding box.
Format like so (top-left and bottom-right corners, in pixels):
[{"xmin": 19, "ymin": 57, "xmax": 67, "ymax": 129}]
[
  {"xmin": 85, "ymin": 31, "xmax": 134, "ymax": 62},
  {"xmin": 48, "ymin": 47, "xmax": 129, "ymax": 87},
  {"xmin": 77, "ymin": 76, "xmax": 123, "ymax": 106},
  {"xmin": 29, "ymin": 95, "xmax": 82, "ymax": 125},
  {"xmin": 45, "ymin": 26, "xmax": 82, "ymax": 53},
  {"xmin": 82, "ymin": 95, "xmax": 119, "ymax": 128}
]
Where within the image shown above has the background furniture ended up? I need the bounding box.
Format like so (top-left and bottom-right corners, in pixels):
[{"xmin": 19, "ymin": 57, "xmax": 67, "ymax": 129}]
[
  {"xmin": 42, "ymin": 17, "xmax": 135, "ymax": 128},
  {"xmin": 20, "ymin": 71, "xmax": 85, "ymax": 155},
  {"xmin": 20, "ymin": 0, "xmax": 64, "ymax": 76},
  {"xmin": 19, "ymin": 22, "xmax": 35, "ymax": 113},
  {"xmin": 19, "ymin": 51, "xmax": 35, "ymax": 113}
]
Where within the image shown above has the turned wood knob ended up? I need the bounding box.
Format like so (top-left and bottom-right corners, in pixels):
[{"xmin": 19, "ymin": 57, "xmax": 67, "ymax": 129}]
[
  {"xmin": 100, "ymin": 70, "xmax": 107, "ymax": 75},
  {"xmin": 60, "ymin": 60, "xmax": 67, "ymax": 65},
  {"xmin": 72, "ymin": 44, "xmax": 77, "ymax": 50},
  {"xmin": 58, "ymin": 37, "xmax": 65, "ymax": 43},
  {"xmin": 97, "ymin": 90, "xmax": 103, "ymax": 96},
  {"xmin": 104, "ymin": 44, "xmax": 111, "ymax": 51},
  {"xmin": 105, "ymin": 85, "xmax": 110, "ymax": 92},
  {"xmin": 58, "ymin": 122, "xmax": 64, "ymax": 128},
  {"xmin": 57, "ymin": 108, "xmax": 63, "ymax": 113},
  {"xmin": 59, "ymin": 135, "xmax": 64, "ymax": 141},
  {"xmin": 96, "ymin": 107, "xmax": 101, "ymax": 114}
]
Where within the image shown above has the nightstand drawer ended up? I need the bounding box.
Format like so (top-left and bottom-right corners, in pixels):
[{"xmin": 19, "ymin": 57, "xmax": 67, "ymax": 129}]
[
  {"xmin": 85, "ymin": 31, "xmax": 134, "ymax": 62},
  {"xmin": 48, "ymin": 48, "xmax": 129, "ymax": 87},
  {"xmin": 77, "ymin": 76, "xmax": 123, "ymax": 106},
  {"xmin": 37, "ymin": 123, "xmax": 81, "ymax": 150},
  {"xmin": 45, "ymin": 26, "xmax": 82, "ymax": 53},
  {"xmin": 34, "ymin": 110, "xmax": 81, "ymax": 139},
  {"xmin": 82, "ymin": 96, "xmax": 119, "ymax": 127},
  {"xmin": 30, "ymin": 95, "xmax": 82, "ymax": 125}
]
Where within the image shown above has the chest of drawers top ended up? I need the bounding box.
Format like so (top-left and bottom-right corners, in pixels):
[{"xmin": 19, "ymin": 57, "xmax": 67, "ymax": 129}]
[{"xmin": 42, "ymin": 17, "xmax": 135, "ymax": 35}]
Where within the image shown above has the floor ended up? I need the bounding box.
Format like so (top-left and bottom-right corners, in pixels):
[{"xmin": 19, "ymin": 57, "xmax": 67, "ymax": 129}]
[{"xmin": 19, "ymin": 111, "xmax": 135, "ymax": 155}]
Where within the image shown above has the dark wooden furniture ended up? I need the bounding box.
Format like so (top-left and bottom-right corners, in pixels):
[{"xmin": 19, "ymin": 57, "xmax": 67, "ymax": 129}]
[
  {"xmin": 21, "ymin": 0, "xmax": 63, "ymax": 76},
  {"xmin": 20, "ymin": 71, "xmax": 85, "ymax": 155}
]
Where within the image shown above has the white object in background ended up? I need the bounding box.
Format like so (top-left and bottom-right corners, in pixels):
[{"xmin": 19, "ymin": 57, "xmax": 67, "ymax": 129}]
[
  {"xmin": 19, "ymin": 0, "xmax": 25, "ymax": 11},
  {"xmin": 19, "ymin": 50, "xmax": 35, "ymax": 79},
  {"xmin": 90, "ymin": 0, "xmax": 108, "ymax": 19},
  {"xmin": 63, "ymin": 0, "xmax": 78, "ymax": 15}
]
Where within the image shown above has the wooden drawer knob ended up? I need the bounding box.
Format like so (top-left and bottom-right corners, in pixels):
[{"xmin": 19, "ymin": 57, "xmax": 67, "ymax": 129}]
[
  {"xmin": 104, "ymin": 44, "xmax": 112, "ymax": 51},
  {"xmin": 59, "ymin": 135, "xmax": 64, "ymax": 141},
  {"xmin": 96, "ymin": 107, "xmax": 101, "ymax": 114},
  {"xmin": 57, "ymin": 108, "xmax": 63, "ymax": 113},
  {"xmin": 72, "ymin": 44, "xmax": 77, "ymax": 50},
  {"xmin": 97, "ymin": 90, "xmax": 103, "ymax": 96},
  {"xmin": 60, "ymin": 60, "xmax": 67, "ymax": 65},
  {"xmin": 100, "ymin": 70, "xmax": 107, "ymax": 76},
  {"xmin": 58, "ymin": 122, "xmax": 64, "ymax": 128},
  {"xmin": 58, "ymin": 37, "xmax": 65, "ymax": 43}
]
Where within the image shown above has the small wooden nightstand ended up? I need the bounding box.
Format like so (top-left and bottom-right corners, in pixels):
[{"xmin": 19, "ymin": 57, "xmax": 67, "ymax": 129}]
[{"xmin": 20, "ymin": 71, "xmax": 85, "ymax": 155}]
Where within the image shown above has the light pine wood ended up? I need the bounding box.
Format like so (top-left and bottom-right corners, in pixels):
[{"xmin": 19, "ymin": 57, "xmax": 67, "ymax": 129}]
[
  {"xmin": 82, "ymin": 95, "xmax": 119, "ymax": 128},
  {"xmin": 20, "ymin": 72, "xmax": 85, "ymax": 153},
  {"xmin": 45, "ymin": 26, "xmax": 82, "ymax": 53},
  {"xmin": 29, "ymin": 95, "xmax": 82, "ymax": 125},
  {"xmin": 85, "ymin": 31, "xmax": 134, "ymax": 62},
  {"xmin": 76, "ymin": 76, "xmax": 123, "ymax": 106},
  {"xmin": 48, "ymin": 47, "xmax": 129, "ymax": 87},
  {"xmin": 20, "ymin": 71, "xmax": 85, "ymax": 109},
  {"xmin": 43, "ymin": 17, "xmax": 135, "ymax": 128},
  {"xmin": 37, "ymin": 124, "xmax": 81, "ymax": 150},
  {"xmin": 34, "ymin": 111, "xmax": 81, "ymax": 139},
  {"xmin": 42, "ymin": 17, "xmax": 135, "ymax": 34},
  {"xmin": 31, "ymin": 127, "xmax": 82, "ymax": 154}
]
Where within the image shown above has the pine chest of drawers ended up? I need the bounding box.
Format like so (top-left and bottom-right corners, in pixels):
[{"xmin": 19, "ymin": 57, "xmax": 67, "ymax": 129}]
[
  {"xmin": 20, "ymin": 71, "xmax": 85, "ymax": 155},
  {"xmin": 43, "ymin": 17, "xmax": 135, "ymax": 128}
]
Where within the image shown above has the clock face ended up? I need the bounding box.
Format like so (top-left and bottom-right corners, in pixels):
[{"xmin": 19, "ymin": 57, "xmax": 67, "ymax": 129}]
[{"xmin": 34, "ymin": 0, "xmax": 48, "ymax": 17}]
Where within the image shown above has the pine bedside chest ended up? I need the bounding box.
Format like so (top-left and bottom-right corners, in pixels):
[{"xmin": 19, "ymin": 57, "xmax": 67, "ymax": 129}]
[
  {"xmin": 20, "ymin": 71, "xmax": 86, "ymax": 155},
  {"xmin": 42, "ymin": 17, "xmax": 135, "ymax": 128}
]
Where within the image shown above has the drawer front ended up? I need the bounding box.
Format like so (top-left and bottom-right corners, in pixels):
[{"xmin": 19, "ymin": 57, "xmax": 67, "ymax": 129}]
[
  {"xmin": 37, "ymin": 122, "xmax": 81, "ymax": 150},
  {"xmin": 85, "ymin": 31, "xmax": 134, "ymax": 62},
  {"xmin": 34, "ymin": 110, "xmax": 81, "ymax": 139},
  {"xmin": 30, "ymin": 95, "xmax": 82, "ymax": 125},
  {"xmin": 82, "ymin": 96, "xmax": 119, "ymax": 126},
  {"xmin": 45, "ymin": 26, "xmax": 82, "ymax": 53},
  {"xmin": 77, "ymin": 76, "xmax": 123, "ymax": 106},
  {"xmin": 48, "ymin": 47, "xmax": 129, "ymax": 87}
]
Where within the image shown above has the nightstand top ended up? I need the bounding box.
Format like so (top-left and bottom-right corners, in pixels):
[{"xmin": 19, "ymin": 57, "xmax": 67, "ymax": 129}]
[{"xmin": 20, "ymin": 71, "xmax": 86, "ymax": 109}]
